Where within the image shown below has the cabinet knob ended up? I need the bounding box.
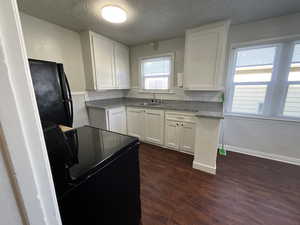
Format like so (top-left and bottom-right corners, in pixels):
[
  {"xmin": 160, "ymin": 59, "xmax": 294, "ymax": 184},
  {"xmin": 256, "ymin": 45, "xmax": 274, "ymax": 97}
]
[
  {"xmin": 176, "ymin": 123, "xmax": 179, "ymax": 126},
  {"xmin": 181, "ymin": 123, "xmax": 184, "ymax": 126}
]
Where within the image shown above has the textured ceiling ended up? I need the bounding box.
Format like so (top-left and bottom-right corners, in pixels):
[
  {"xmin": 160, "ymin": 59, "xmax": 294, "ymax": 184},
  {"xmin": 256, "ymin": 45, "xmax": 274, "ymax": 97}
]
[{"xmin": 18, "ymin": 0, "xmax": 300, "ymax": 45}]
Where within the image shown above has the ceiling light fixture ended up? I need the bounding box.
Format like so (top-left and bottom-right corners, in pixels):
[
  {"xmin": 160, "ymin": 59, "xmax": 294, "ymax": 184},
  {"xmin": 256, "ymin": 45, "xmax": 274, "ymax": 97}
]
[{"xmin": 101, "ymin": 5, "xmax": 127, "ymax": 23}]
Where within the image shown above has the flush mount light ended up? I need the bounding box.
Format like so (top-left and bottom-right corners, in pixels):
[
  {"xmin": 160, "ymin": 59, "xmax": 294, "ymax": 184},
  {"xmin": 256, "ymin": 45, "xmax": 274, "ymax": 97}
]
[{"xmin": 101, "ymin": 5, "xmax": 127, "ymax": 23}]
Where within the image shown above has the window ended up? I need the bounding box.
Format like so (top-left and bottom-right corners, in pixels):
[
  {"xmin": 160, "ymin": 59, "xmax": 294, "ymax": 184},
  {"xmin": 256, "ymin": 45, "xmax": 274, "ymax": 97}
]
[
  {"xmin": 229, "ymin": 46, "xmax": 277, "ymax": 114},
  {"xmin": 140, "ymin": 54, "xmax": 173, "ymax": 90},
  {"xmin": 227, "ymin": 41, "xmax": 300, "ymax": 119},
  {"xmin": 283, "ymin": 43, "xmax": 300, "ymax": 117}
]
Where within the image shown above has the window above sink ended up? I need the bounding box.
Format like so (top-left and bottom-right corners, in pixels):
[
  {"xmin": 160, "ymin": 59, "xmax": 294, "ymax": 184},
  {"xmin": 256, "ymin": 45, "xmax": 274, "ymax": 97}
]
[{"xmin": 139, "ymin": 53, "xmax": 174, "ymax": 92}]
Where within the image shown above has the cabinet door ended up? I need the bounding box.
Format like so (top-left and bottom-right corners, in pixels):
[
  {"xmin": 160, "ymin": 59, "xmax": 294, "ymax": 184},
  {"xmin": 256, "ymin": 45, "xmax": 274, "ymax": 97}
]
[
  {"xmin": 165, "ymin": 120, "xmax": 180, "ymax": 150},
  {"xmin": 144, "ymin": 109, "xmax": 164, "ymax": 145},
  {"xmin": 114, "ymin": 43, "xmax": 130, "ymax": 89},
  {"xmin": 108, "ymin": 107, "xmax": 127, "ymax": 135},
  {"xmin": 92, "ymin": 34, "xmax": 115, "ymax": 89},
  {"xmin": 184, "ymin": 21, "xmax": 229, "ymax": 90},
  {"xmin": 180, "ymin": 122, "xmax": 196, "ymax": 154},
  {"xmin": 127, "ymin": 108, "xmax": 145, "ymax": 140}
]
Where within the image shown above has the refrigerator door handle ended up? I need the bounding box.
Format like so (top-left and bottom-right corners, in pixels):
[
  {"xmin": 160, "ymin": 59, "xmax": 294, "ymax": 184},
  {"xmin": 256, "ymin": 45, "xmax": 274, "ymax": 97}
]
[{"xmin": 64, "ymin": 72, "xmax": 73, "ymax": 126}]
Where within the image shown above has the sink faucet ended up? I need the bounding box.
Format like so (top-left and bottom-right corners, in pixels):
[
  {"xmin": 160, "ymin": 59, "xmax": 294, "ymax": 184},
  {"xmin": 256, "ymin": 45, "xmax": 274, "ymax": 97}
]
[
  {"xmin": 151, "ymin": 93, "xmax": 163, "ymax": 104},
  {"xmin": 152, "ymin": 93, "xmax": 156, "ymax": 103}
]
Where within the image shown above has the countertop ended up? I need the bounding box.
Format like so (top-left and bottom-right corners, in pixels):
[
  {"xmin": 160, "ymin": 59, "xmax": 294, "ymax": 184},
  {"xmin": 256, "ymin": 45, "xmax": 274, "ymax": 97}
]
[{"xmin": 85, "ymin": 98, "xmax": 224, "ymax": 119}]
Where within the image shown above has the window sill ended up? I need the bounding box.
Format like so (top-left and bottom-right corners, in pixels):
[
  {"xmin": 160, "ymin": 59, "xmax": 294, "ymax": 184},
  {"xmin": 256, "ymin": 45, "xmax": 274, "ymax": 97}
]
[
  {"xmin": 224, "ymin": 113, "xmax": 300, "ymax": 123},
  {"xmin": 137, "ymin": 89, "xmax": 176, "ymax": 94}
]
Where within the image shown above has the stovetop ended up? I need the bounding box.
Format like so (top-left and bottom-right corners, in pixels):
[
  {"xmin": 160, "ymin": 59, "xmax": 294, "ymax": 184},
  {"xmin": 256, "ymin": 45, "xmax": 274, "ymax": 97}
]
[{"xmin": 64, "ymin": 126, "xmax": 138, "ymax": 180}]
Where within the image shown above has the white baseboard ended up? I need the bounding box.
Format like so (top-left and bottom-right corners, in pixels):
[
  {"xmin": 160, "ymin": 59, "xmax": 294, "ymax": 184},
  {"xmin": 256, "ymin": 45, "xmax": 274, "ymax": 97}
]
[
  {"xmin": 220, "ymin": 144, "xmax": 300, "ymax": 166},
  {"xmin": 192, "ymin": 161, "xmax": 216, "ymax": 175}
]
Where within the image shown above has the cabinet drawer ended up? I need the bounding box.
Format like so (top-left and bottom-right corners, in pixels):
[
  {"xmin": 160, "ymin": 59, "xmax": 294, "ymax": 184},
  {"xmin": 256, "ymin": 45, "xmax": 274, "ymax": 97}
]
[
  {"xmin": 127, "ymin": 107, "xmax": 146, "ymax": 113},
  {"xmin": 165, "ymin": 112, "xmax": 196, "ymax": 123}
]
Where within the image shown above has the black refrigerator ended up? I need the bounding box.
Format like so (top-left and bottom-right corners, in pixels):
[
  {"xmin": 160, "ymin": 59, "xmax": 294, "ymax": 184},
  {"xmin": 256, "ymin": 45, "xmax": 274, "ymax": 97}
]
[
  {"xmin": 28, "ymin": 59, "xmax": 73, "ymax": 127},
  {"xmin": 28, "ymin": 59, "xmax": 141, "ymax": 225}
]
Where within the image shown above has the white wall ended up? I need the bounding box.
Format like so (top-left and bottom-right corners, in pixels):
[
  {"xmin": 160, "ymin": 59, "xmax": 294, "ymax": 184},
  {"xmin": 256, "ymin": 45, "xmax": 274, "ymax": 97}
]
[
  {"xmin": 222, "ymin": 117, "xmax": 300, "ymax": 164},
  {"xmin": 229, "ymin": 13, "xmax": 300, "ymax": 44},
  {"xmin": 20, "ymin": 13, "xmax": 86, "ymax": 92},
  {"xmin": 222, "ymin": 13, "xmax": 300, "ymax": 165}
]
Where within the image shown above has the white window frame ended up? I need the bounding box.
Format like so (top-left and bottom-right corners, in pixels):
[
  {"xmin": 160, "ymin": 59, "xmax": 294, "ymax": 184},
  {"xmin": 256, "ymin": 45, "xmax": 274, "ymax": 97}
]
[
  {"xmin": 281, "ymin": 41, "xmax": 300, "ymax": 118},
  {"xmin": 225, "ymin": 37, "xmax": 300, "ymax": 121},
  {"xmin": 226, "ymin": 43, "xmax": 280, "ymax": 116},
  {"xmin": 139, "ymin": 53, "xmax": 174, "ymax": 93}
]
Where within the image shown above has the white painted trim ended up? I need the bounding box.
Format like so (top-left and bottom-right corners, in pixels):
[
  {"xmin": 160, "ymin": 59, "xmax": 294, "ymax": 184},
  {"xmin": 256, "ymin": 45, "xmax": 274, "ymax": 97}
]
[
  {"xmin": 224, "ymin": 114, "xmax": 300, "ymax": 125},
  {"xmin": 0, "ymin": 1, "xmax": 62, "ymax": 224},
  {"xmin": 221, "ymin": 144, "xmax": 300, "ymax": 166},
  {"xmin": 192, "ymin": 161, "xmax": 216, "ymax": 175},
  {"xmin": 71, "ymin": 91, "xmax": 87, "ymax": 96},
  {"xmin": 181, "ymin": 150, "xmax": 194, "ymax": 156},
  {"xmin": 71, "ymin": 91, "xmax": 88, "ymax": 101}
]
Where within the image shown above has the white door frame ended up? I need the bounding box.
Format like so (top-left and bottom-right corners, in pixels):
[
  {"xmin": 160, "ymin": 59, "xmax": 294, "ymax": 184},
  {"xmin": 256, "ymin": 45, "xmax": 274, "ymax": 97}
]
[{"xmin": 0, "ymin": 0, "xmax": 62, "ymax": 225}]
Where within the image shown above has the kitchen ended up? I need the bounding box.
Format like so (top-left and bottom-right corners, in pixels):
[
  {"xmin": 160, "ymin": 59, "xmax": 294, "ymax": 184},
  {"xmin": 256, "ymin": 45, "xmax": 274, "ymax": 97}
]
[{"xmin": 1, "ymin": 0, "xmax": 300, "ymax": 225}]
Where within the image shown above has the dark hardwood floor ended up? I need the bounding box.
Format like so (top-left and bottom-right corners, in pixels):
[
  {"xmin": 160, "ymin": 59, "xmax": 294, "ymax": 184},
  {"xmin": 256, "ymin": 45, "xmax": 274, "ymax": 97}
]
[{"xmin": 139, "ymin": 143, "xmax": 300, "ymax": 225}]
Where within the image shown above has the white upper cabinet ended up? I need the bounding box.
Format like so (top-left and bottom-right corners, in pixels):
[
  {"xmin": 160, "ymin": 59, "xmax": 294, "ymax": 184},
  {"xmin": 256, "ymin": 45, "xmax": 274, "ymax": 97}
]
[
  {"xmin": 81, "ymin": 31, "xmax": 130, "ymax": 90},
  {"xmin": 184, "ymin": 20, "xmax": 230, "ymax": 91},
  {"xmin": 114, "ymin": 42, "xmax": 130, "ymax": 89},
  {"xmin": 93, "ymin": 34, "xmax": 115, "ymax": 89}
]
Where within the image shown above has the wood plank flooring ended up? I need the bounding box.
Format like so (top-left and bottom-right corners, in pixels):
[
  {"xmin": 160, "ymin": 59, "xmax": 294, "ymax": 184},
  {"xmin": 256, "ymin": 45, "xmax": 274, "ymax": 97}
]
[{"xmin": 139, "ymin": 143, "xmax": 300, "ymax": 225}]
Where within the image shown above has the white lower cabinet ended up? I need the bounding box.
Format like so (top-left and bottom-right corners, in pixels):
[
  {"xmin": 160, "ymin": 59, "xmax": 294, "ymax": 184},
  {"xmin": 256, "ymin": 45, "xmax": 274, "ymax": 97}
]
[
  {"xmin": 127, "ymin": 107, "xmax": 145, "ymax": 140},
  {"xmin": 88, "ymin": 106, "xmax": 127, "ymax": 135},
  {"xmin": 127, "ymin": 107, "xmax": 164, "ymax": 145},
  {"xmin": 144, "ymin": 109, "xmax": 164, "ymax": 145},
  {"xmin": 165, "ymin": 112, "xmax": 196, "ymax": 154},
  {"xmin": 180, "ymin": 122, "xmax": 196, "ymax": 154},
  {"xmin": 113, "ymin": 107, "xmax": 196, "ymax": 154},
  {"xmin": 165, "ymin": 120, "xmax": 180, "ymax": 150},
  {"xmin": 89, "ymin": 106, "xmax": 196, "ymax": 153},
  {"xmin": 108, "ymin": 107, "xmax": 127, "ymax": 134}
]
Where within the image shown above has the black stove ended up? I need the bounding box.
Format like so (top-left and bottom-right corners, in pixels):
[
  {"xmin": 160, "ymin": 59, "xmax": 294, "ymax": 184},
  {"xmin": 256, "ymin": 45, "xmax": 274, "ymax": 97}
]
[{"xmin": 43, "ymin": 125, "xmax": 141, "ymax": 225}]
